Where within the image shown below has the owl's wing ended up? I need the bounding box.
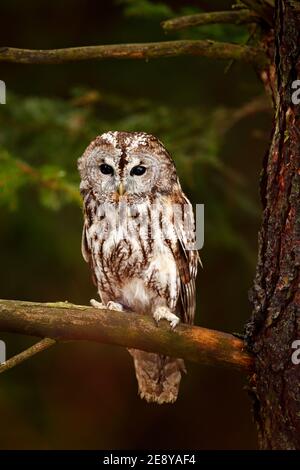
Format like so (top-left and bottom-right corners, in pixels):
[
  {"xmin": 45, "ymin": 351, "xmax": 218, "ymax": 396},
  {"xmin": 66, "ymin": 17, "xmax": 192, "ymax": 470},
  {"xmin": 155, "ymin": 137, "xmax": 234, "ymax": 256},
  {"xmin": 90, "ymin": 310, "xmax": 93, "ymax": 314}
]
[
  {"xmin": 81, "ymin": 219, "xmax": 91, "ymax": 263},
  {"xmin": 175, "ymin": 198, "xmax": 200, "ymax": 325},
  {"xmin": 81, "ymin": 219, "xmax": 98, "ymax": 287}
]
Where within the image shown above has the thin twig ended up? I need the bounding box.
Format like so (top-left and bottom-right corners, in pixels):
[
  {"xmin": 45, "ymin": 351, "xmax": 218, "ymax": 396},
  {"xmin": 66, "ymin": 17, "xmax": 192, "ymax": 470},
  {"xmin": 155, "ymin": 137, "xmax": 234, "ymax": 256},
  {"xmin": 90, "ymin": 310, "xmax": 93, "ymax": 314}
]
[
  {"xmin": 0, "ymin": 41, "xmax": 267, "ymax": 67},
  {"xmin": 0, "ymin": 338, "xmax": 56, "ymax": 374},
  {"xmin": 0, "ymin": 299, "xmax": 253, "ymax": 371},
  {"xmin": 162, "ymin": 10, "xmax": 259, "ymax": 31}
]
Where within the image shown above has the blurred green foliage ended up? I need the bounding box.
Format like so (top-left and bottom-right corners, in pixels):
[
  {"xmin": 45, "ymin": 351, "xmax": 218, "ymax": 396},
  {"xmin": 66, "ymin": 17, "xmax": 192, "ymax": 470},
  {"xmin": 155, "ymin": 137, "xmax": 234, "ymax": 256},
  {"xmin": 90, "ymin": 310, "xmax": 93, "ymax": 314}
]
[{"xmin": 118, "ymin": 0, "xmax": 174, "ymax": 19}]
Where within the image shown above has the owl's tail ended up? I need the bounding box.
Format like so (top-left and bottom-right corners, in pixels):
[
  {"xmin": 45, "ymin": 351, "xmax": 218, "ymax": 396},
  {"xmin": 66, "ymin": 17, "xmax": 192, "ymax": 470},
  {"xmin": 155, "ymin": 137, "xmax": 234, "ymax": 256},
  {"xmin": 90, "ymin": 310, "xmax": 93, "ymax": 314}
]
[{"xmin": 128, "ymin": 349, "xmax": 186, "ymax": 404}]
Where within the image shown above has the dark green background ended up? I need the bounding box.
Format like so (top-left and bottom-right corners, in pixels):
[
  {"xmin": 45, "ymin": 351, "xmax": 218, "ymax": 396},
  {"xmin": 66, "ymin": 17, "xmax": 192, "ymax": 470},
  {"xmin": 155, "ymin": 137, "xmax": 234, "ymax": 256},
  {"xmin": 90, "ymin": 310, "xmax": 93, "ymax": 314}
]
[{"xmin": 0, "ymin": 0, "xmax": 271, "ymax": 449}]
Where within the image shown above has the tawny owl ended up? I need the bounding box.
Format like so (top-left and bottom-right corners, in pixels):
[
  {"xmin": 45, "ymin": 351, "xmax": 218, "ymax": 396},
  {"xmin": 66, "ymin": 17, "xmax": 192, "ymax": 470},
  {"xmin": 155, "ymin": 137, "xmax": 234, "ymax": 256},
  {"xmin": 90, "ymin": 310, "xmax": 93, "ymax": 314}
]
[{"xmin": 78, "ymin": 131, "xmax": 199, "ymax": 404}]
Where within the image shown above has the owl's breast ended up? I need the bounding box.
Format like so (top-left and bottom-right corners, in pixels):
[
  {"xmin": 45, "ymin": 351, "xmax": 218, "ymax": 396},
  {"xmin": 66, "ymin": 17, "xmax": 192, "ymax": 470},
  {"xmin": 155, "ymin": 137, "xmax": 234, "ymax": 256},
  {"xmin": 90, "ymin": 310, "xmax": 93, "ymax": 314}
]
[
  {"xmin": 87, "ymin": 202, "xmax": 181, "ymax": 313},
  {"xmin": 89, "ymin": 219, "xmax": 148, "ymax": 290},
  {"xmin": 102, "ymin": 237, "xmax": 146, "ymax": 276}
]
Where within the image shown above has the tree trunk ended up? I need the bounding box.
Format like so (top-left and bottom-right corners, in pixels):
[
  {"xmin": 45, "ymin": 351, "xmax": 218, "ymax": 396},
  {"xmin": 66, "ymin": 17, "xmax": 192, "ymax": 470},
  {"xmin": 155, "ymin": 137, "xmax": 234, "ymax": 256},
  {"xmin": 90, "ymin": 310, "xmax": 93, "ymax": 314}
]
[{"xmin": 247, "ymin": 0, "xmax": 300, "ymax": 450}]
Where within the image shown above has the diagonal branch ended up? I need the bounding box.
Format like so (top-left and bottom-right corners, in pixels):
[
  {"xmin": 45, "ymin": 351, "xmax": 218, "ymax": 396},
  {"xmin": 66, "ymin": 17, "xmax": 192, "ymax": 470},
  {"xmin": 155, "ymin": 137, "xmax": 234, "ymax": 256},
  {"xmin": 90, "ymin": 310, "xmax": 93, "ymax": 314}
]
[
  {"xmin": 0, "ymin": 40, "xmax": 267, "ymax": 67},
  {"xmin": 0, "ymin": 338, "xmax": 56, "ymax": 374},
  {"xmin": 0, "ymin": 299, "xmax": 253, "ymax": 371},
  {"xmin": 161, "ymin": 10, "xmax": 260, "ymax": 32}
]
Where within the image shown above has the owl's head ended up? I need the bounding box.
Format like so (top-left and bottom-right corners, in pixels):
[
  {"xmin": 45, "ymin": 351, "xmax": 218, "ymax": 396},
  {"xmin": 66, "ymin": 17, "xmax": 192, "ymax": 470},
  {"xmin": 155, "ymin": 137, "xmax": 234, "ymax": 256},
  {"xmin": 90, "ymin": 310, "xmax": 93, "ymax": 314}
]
[{"xmin": 78, "ymin": 131, "xmax": 179, "ymax": 202}]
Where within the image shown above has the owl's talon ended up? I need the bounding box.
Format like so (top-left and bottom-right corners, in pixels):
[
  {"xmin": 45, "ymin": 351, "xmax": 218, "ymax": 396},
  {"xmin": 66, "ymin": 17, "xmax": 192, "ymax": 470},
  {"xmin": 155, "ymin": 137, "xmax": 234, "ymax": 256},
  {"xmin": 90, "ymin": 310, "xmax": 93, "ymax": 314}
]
[
  {"xmin": 153, "ymin": 306, "xmax": 180, "ymax": 329},
  {"xmin": 90, "ymin": 299, "xmax": 105, "ymax": 309},
  {"xmin": 90, "ymin": 299, "xmax": 124, "ymax": 312},
  {"xmin": 107, "ymin": 301, "xmax": 124, "ymax": 312}
]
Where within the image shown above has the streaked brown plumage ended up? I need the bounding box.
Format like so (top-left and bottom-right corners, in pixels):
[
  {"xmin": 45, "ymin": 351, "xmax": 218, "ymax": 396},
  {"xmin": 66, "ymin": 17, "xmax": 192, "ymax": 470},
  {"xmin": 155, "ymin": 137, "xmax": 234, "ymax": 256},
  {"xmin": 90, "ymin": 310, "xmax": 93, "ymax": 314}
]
[{"xmin": 78, "ymin": 131, "xmax": 198, "ymax": 404}]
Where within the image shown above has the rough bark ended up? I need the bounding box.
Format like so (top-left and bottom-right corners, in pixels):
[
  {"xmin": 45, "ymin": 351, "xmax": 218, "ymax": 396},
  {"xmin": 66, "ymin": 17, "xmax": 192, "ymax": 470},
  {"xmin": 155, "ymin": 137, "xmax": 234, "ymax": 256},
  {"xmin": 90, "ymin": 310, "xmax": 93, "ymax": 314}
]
[
  {"xmin": 246, "ymin": 0, "xmax": 300, "ymax": 450},
  {"xmin": 0, "ymin": 299, "xmax": 252, "ymax": 371}
]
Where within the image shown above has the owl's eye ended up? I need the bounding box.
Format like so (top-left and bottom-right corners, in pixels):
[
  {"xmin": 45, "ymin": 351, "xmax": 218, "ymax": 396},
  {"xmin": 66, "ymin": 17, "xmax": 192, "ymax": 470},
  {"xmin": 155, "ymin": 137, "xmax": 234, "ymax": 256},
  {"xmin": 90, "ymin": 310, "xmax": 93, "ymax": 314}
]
[
  {"xmin": 99, "ymin": 163, "xmax": 114, "ymax": 175},
  {"xmin": 130, "ymin": 165, "xmax": 146, "ymax": 176}
]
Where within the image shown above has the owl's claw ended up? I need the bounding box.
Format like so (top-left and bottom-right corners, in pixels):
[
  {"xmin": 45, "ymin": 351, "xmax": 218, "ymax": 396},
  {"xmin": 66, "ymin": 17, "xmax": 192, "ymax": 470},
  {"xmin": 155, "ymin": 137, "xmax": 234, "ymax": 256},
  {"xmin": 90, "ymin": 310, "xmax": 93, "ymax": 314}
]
[
  {"xmin": 106, "ymin": 301, "xmax": 124, "ymax": 312},
  {"xmin": 153, "ymin": 306, "xmax": 180, "ymax": 329},
  {"xmin": 90, "ymin": 299, "xmax": 123, "ymax": 312},
  {"xmin": 90, "ymin": 299, "xmax": 105, "ymax": 309}
]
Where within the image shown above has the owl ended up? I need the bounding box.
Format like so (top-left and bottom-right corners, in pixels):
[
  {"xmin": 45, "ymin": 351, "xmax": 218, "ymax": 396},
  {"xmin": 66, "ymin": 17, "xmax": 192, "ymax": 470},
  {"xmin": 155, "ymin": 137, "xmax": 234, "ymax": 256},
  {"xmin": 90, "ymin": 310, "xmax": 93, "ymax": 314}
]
[{"xmin": 78, "ymin": 131, "xmax": 199, "ymax": 404}]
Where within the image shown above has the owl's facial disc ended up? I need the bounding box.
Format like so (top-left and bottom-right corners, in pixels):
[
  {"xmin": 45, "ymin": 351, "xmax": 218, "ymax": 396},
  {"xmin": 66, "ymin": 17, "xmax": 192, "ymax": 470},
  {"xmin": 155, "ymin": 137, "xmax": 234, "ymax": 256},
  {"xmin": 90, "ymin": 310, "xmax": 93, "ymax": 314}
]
[
  {"xmin": 84, "ymin": 151, "xmax": 157, "ymax": 199},
  {"xmin": 96, "ymin": 153, "xmax": 159, "ymax": 197},
  {"xmin": 80, "ymin": 138, "xmax": 177, "ymax": 201}
]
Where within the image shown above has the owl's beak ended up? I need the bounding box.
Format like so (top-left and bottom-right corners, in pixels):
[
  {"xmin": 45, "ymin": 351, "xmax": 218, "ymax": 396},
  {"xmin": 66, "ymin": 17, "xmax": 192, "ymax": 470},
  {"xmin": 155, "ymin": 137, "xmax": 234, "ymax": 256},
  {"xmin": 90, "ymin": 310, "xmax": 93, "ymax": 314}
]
[{"xmin": 117, "ymin": 182, "xmax": 126, "ymax": 196}]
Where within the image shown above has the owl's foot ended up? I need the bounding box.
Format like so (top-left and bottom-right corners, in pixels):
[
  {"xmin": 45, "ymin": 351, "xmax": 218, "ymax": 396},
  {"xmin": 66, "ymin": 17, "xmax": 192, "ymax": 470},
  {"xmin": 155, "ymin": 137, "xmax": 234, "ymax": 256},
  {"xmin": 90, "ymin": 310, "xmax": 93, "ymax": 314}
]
[
  {"xmin": 106, "ymin": 301, "xmax": 124, "ymax": 312},
  {"xmin": 153, "ymin": 306, "xmax": 180, "ymax": 329},
  {"xmin": 90, "ymin": 299, "xmax": 105, "ymax": 309},
  {"xmin": 90, "ymin": 299, "xmax": 124, "ymax": 312}
]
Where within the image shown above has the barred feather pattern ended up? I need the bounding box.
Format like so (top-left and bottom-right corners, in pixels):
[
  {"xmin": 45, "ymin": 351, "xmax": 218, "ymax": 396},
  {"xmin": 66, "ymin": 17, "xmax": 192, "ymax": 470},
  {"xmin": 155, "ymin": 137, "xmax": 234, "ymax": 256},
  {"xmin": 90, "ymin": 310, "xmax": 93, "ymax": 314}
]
[{"xmin": 78, "ymin": 131, "xmax": 198, "ymax": 404}]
